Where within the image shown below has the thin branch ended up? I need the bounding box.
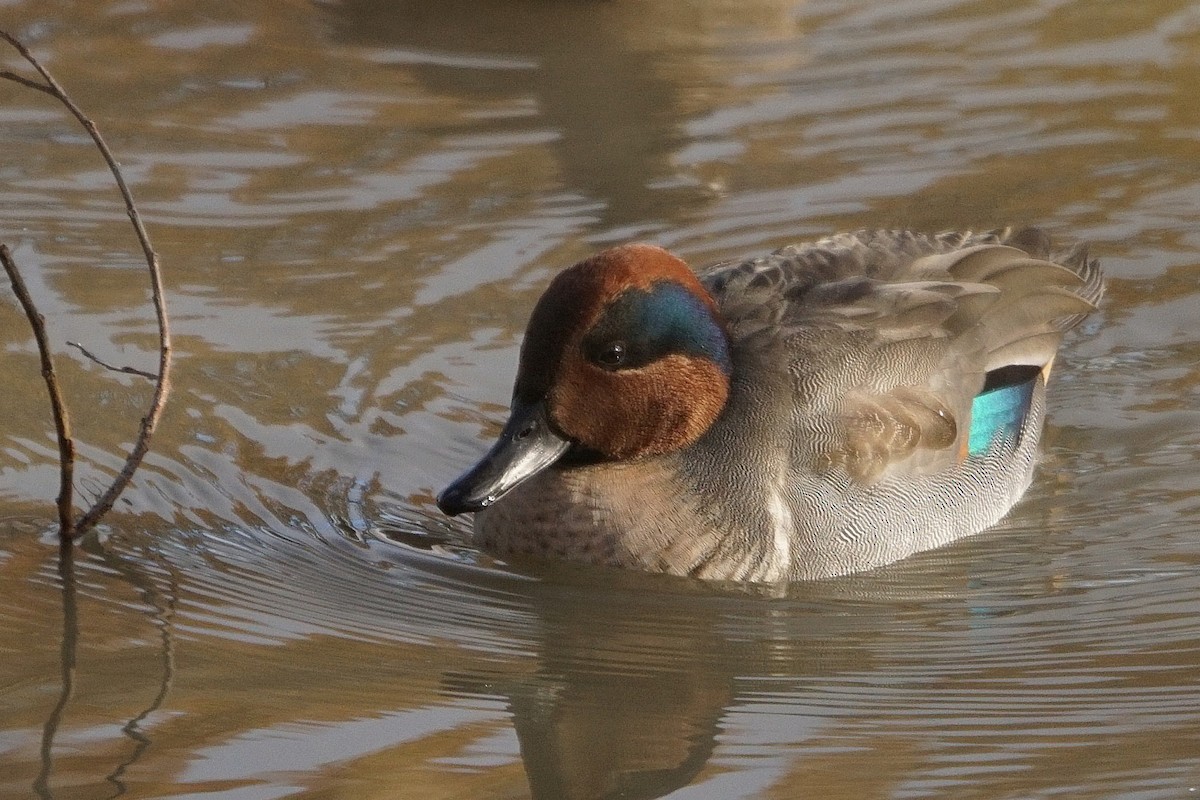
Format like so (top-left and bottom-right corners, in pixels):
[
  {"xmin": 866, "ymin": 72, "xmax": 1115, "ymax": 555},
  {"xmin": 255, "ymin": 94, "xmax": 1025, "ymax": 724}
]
[
  {"xmin": 68, "ymin": 341, "xmax": 158, "ymax": 381},
  {"xmin": 0, "ymin": 68, "xmax": 55, "ymax": 95},
  {"xmin": 1, "ymin": 29, "xmax": 173, "ymax": 538},
  {"xmin": 1, "ymin": 244, "xmax": 76, "ymax": 536}
]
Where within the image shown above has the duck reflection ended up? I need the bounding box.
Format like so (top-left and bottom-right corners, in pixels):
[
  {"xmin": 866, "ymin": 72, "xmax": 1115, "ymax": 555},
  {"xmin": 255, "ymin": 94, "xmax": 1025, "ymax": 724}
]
[
  {"xmin": 444, "ymin": 564, "xmax": 867, "ymax": 800},
  {"xmin": 503, "ymin": 666, "xmax": 721, "ymax": 799},
  {"xmin": 495, "ymin": 578, "xmax": 730, "ymax": 798}
]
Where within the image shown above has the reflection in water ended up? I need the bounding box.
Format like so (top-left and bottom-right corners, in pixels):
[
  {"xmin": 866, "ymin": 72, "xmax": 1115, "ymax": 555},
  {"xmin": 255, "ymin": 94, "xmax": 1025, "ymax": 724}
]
[
  {"xmin": 470, "ymin": 585, "xmax": 733, "ymax": 799},
  {"xmin": 33, "ymin": 542, "xmax": 75, "ymax": 800},
  {"xmin": 488, "ymin": 572, "xmax": 791, "ymax": 799},
  {"xmin": 2, "ymin": 0, "xmax": 1200, "ymax": 797},
  {"xmin": 27, "ymin": 537, "xmax": 179, "ymax": 800},
  {"xmin": 94, "ymin": 541, "xmax": 179, "ymax": 797}
]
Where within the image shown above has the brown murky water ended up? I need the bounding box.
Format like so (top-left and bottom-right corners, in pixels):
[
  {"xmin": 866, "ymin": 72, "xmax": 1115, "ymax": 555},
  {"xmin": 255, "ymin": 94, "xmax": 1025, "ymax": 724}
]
[{"xmin": 2, "ymin": 1, "xmax": 1199, "ymax": 798}]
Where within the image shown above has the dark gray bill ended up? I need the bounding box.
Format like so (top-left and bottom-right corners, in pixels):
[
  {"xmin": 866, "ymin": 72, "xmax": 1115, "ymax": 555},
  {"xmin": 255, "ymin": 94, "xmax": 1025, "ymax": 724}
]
[{"xmin": 437, "ymin": 399, "xmax": 571, "ymax": 515}]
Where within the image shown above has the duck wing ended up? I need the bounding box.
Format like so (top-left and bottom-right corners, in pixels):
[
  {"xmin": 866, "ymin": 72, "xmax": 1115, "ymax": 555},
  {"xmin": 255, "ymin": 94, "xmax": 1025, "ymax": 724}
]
[{"xmin": 701, "ymin": 229, "xmax": 1101, "ymax": 483}]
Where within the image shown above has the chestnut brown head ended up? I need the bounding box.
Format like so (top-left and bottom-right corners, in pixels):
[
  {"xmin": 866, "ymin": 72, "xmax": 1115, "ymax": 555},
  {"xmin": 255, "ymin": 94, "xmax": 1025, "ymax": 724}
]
[{"xmin": 438, "ymin": 244, "xmax": 732, "ymax": 514}]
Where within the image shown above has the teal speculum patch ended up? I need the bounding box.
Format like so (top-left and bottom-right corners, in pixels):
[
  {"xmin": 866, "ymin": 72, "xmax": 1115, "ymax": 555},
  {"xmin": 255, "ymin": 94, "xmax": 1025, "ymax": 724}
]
[{"xmin": 967, "ymin": 366, "xmax": 1042, "ymax": 457}]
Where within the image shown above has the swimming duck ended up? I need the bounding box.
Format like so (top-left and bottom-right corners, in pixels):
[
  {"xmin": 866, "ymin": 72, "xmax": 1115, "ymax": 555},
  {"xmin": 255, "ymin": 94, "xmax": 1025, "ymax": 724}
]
[{"xmin": 438, "ymin": 229, "xmax": 1102, "ymax": 581}]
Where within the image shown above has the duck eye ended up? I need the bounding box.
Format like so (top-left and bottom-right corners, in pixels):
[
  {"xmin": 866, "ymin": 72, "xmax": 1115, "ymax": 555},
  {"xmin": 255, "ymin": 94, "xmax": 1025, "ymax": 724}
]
[{"xmin": 596, "ymin": 341, "xmax": 627, "ymax": 369}]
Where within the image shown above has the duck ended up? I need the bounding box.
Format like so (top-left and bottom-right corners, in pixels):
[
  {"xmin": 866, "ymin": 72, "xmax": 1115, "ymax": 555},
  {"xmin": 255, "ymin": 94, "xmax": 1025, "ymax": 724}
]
[{"xmin": 438, "ymin": 229, "xmax": 1103, "ymax": 581}]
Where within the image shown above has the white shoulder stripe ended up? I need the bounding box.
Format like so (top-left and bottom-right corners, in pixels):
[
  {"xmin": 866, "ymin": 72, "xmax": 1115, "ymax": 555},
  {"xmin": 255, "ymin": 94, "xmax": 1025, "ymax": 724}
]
[{"xmin": 764, "ymin": 487, "xmax": 793, "ymax": 581}]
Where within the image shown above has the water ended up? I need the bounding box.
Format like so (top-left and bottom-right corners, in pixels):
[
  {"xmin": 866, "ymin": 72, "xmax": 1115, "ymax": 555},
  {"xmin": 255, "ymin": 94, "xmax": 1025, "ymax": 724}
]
[{"xmin": 1, "ymin": 0, "xmax": 1199, "ymax": 797}]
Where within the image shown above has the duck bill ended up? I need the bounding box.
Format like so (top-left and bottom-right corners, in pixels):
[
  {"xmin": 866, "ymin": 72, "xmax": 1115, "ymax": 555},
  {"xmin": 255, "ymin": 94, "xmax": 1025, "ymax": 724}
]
[{"xmin": 437, "ymin": 399, "xmax": 571, "ymax": 516}]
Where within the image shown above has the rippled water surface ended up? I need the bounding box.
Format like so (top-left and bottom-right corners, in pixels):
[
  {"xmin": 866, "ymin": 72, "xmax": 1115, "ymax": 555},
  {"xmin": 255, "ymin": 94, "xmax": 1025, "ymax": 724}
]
[{"xmin": 2, "ymin": 1, "xmax": 1199, "ymax": 797}]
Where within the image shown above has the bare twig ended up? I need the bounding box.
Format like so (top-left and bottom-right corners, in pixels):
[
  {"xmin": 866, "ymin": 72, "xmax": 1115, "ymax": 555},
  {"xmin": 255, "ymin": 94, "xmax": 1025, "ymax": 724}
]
[
  {"xmin": 68, "ymin": 341, "xmax": 158, "ymax": 381},
  {"xmin": 1, "ymin": 29, "xmax": 173, "ymax": 538},
  {"xmin": 1, "ymin": 245, "xmax": 76, "ymax": 536},
  {"xmin": 0, "ymin": 68, "xmax": 55, "ymax": 95}
]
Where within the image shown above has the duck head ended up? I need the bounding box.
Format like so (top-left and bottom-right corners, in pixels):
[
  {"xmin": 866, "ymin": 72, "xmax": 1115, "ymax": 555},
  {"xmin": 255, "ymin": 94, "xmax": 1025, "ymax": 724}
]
[{"xmin": 438, "ymin": 244, "xmax": 733, "ymax": 515}]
